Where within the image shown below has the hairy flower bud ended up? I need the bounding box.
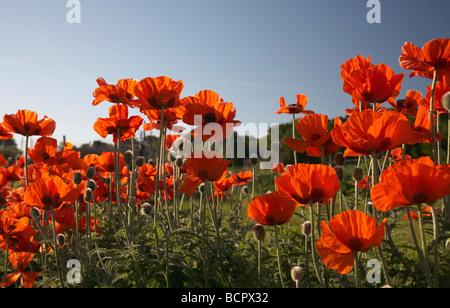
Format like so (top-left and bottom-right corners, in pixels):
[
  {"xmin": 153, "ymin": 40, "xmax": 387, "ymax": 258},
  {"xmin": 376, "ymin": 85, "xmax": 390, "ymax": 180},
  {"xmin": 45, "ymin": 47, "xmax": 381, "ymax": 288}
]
[
  {"xmin": 72, "ymin": 171, "xmax": 83, "ymax": 185},
  {"xmin": 302, "ymin": 221, "xmax": 312, "ymax": 236},
  {"xmin": 56, "ymin": 233, "xmax": 66, "ymax": 247},
  {"xmin": 334, "ymin": 166, "xmax": 344, "ymax": 182},
  {"xmin": 86, "ymin": 179, "xmax": 96, "ymax": 191},
  {"xmin": 84, "ymin": 188, "xmax": 93, "ymax": 203},
  {"xmin": 442, "ymin": 91, "xmax": 450, "ymax": 113},
  {"xmin": 175, "ymin": 156, "xmax": 184, "ymax": 168},
  {"xmin": 252, "ymin": 224, "xmax": 266, "ymax": 242},
  {"xmin": 334, "ymin": 152, "xmax": 345, "ymax": 166},
  {"xmin": 86, "ymin": 166, "xmax": 96, "ymax": 179},
  {"xmin": 135, "ymin": 156, "xmax": 145, "ymax": 167},
  {"xmin": 124, "ymin": 150, "xmax": 133, "ymax": 166},
  {"xmin": 353, "ymin": 167, "xmax": 364, "ymax": 182},
  {"xmin": 167, "ymin": 150, "xmax": 177, "ymax": 163},
  {"xmin": 140, "ymin": 203, "xmax": 153, "ymax": 216},
  {"xmin": 291, "ymin": 266, "xmax": 304, "ymax": 282}
]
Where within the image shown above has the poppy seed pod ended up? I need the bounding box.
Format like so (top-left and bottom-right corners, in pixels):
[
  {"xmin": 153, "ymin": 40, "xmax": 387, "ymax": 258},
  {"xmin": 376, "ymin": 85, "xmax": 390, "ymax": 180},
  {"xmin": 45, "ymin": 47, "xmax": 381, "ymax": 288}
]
[
  {"xmin": 86, "ymin": 179, "xmax": 96, "ymax": 191},
  {"xmin": 84, "ymin": 188, "xmax": 94, "ymax": 203},
  {"xmin": 167, "ymin": 150, "xmax": 177, "ymax": 163},
  {"xmin": 124, "ymin": 150, "xmax": 133, "ymax": 165},
  {"xmin": 86, "ymin": 166, "xmax": 96, "ymax": 179},
  {"xmin": 175, "ymin": 155, "xmax": 184, "ymax": 168},
  {"xmin": 291, "ymin": 266, "xmax": 304, "ymax": 282},
  {"xmin": 334, "ymin": 152, "xmax": 345, "ymax": 166},
  {"xmin": 252, "ymin": 224, "xmax": 266, "ymax": 242},
  {"xmin": 72, "ymin": 171, "xmax": 83, "ymax": 185},
  {"xmin": 135, "ymin": 156, "xmax": 145, "ymax": 167},
  {"xmin": 334, "ymin": 166, "xmax": 344, "ymax": 182},
  {"xmin": 442, "ymin": 91, "xmax": 450, "ymax": 112},
  {"xmin": 352, "ymin": 167, "xmax": 364, "ymax": 182},
  {"xmin": 302, "ymin": 221, "xmax": 312, "ymax": 236}
]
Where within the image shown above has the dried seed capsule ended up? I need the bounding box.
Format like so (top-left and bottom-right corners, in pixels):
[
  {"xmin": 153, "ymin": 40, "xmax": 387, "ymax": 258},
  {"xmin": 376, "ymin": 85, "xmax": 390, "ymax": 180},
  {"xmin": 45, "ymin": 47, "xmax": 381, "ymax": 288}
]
[
  {"xmin": 175, "ymin": 155, "xmax": 184, "ymax": 168},
  {"xmin": 72, "ymin": 171, "xmax": 83, "ymax": 185},
  {"xmin": 352, "ymin": 167, "xmax": 364, "ymax": 182},
  {"xmin": 140, "ymin": 203, "xmax": 153, "ymax": 216},
  {"xmin": 86, "ymin": 179, "xmax": 96, "ymax": 191},
  {"xmin": 167, "ymin": 150, "xmax": 177, "ymax": 163},
  {"xmin": 334, "ymin": 152, "xmax": 345, "ymax": 166},
  {"xmin": 86, "ymin": 166, "xmax": 96, "ymax": 179},
  {"xmin": 252, "ymin": 224, "xmax": 266, "ymax": 242}
]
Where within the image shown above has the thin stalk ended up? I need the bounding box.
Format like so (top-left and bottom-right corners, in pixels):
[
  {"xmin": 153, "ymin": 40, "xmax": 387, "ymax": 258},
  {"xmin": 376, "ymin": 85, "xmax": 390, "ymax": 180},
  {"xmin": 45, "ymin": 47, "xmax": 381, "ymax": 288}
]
[
  {"xmin": 309, "ymin": 200, "xmax": 324, "ymax": 287},
  {"xmin": 304, "ymin": 234, "xmax": 310, "ymax": 288},
  {"xmin": 429, "ymin": 68, "xmax": 439, "ymax": 163},
  {"xmin": 3, "ymin": 235, "xmax": 9, "ymax": 287},
  {"xmin": 354, "ymin": 251, "xmax": 360, "ymax": 288},
  {"xmin": 50, "ymin": 205, "xmax": 65, "ymax": 288},
  {"xmin": 24, "ymin": 135, "xmax": 29, "ymax": 187},
  {"xmin": 429, "ymin": 203, "xmax": 439, "ymax": 287},
  {"xmin": 417, "ymin": 204, "xmax": 433, "ymax": 287},
  {"xmin": 292, "ymin": 113, "xmax": 297, "ymax": 164},
  {"xmin": 257, "ymin": 239, "xmax": 262, "ymax": 288},
  {"xmin": 273, "ymin": 223, "xmax": 286, "ymax": 288}
]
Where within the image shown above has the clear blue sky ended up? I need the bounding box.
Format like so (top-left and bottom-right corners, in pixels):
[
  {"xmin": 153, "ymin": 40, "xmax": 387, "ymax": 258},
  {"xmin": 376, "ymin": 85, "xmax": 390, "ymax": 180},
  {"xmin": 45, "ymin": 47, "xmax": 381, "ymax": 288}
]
[{"xmin": 1, "ymin": 0, "xmax": 449, "ymax": 148}]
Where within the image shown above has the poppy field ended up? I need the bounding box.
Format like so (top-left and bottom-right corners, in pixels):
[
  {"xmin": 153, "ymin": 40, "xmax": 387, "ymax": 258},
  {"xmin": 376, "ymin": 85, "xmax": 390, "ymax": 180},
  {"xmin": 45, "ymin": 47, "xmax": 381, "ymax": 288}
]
[{"xmin": 1, "ymin": 38, "xmax": 450, "ymax": 289}]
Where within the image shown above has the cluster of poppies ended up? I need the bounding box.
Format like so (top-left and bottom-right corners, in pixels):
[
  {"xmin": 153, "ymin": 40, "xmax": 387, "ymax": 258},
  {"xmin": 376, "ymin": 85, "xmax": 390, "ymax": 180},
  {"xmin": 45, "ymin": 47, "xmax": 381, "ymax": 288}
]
[
  {"xmin": 248, "ymin": 38, "xmax": 450, "ymax": 283},
  {"xmin": 0, "ymin": 37, "xmax": 449, "ymax": 288}
]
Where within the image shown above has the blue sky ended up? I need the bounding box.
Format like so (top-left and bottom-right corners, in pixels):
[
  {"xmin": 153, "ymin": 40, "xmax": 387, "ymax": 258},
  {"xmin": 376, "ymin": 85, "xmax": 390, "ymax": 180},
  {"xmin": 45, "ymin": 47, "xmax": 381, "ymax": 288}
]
[{"xmin": 0, "ymin": 0, "xmax": 449, "ymax": 148}]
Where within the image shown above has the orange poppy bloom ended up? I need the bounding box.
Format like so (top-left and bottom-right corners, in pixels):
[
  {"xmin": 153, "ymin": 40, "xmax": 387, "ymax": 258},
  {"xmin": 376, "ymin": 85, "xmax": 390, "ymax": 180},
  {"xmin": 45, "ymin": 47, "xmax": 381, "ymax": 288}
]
[
  {"xmin": 27, "ymin": 137, "xmax": 60, "ymax": 167},
  {"xmin": 420, "ymin": 81, "xmax": 450, "ymax": 114},
  {"xmin": 389, "ymin": 89, "xmax": 423, "ymax": 117},
  {"xmin": 409, "ymin": 105, "xmax": 442, "ymax": 144},
  {"xmin": 92, "ymin": 77, "xmax": 139, "ymax": 106},
  {"xmin": 0, "ymin": 215, "xmax": 35, "ymax": 239},
  {"xmin": 0, "ymin": 252, "xmax": 40, "ymax": 288},
  {"xmin": 134, "ymin": 76, "xmax": 184, "ymax": 111},
  {"xmin": 93, "ymin": 104, "xmax": 143, "ymax": 143},
  {"xmin": 284, "ymin": 114, "xmax": 332, "ymax": 154},
  {"xmin": 371, "ymin": 156, "xmax": 450, "ymax": 212},
  {"xmin": 247, "ymin": 191, "xmax": 297, "ymax": 226},
  {"xmin": 180, "ymin": 90, "xmax": 241, "ymax": 142},
  {"xmin": 213, "ymin": 176, "xmax": 234, "ymax": 197},
  {"xmin": 331, "ymin": 109, "xmax": 413, "ymax": 156},
  {"xmin": 0, "ymin": 124, "xmax": 13, "ymax": 140},
  {"xmin": 341, "ymin": 55, "xmax": 372, "ymax": 79},
  {"xmin": 141, "ymin": 107, "xmax": 185, "ymax": 132},
  {"xmin": 385, "ymin": 147, "xmax": 411, "ymax": 161},
  {"xmin": 274, "ymin": 94, "xmax": 314, "ymax": 115},
  {"xmin": 230, "ymin": 171, "xmax": 253, "ymax": 186},
  {"xmin": 399, "ymin": 38, "xmax": 450, "ymax": 87},
  {"xmin": 271, "ymin": 162, "xmax": 285, "ymax": 175},
  {"xmin": 23, "ymin": 175, "xmax": 80, "ymax": 211},
  {"xmin": 178, "ymin": 151, "xmax": 230, "ymax": 197},
  {"xmin": 2, "ymin": 110, "xmax": 55, "ymax": 137},
  {"xmin": 0, "ymin": 165, "xmax": 23, "ymax": 183},
  {"xmin": 275, "ymin": 163, "xmax": 340, "ymax": 205},
  {"xmin": 343, "ymin": 63, "xmax": 404, "ymax": 104},
  {"xmin": 316, "ymin": 210, "xmax": 386, "ymax": 275}
]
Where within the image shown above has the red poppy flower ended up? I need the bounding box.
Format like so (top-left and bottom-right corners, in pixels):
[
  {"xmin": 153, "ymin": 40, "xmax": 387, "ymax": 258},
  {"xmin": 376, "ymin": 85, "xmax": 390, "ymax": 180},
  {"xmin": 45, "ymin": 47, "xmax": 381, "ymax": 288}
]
[
  {"xmin": 180, "ymin": 90, "xmax": 241, "ymax": 142},
  {"xmin": 141, "ymin": 107, "xmax": 185, "ymax": 132},
  {"xmin": 247, "ymin": 191, "xmax": 297, "ymax": 226},
  {"xmin": 275, "ymin": 163, "xmax": 340, "ymax": 205},
  {"xmin": 420, "ymin": 81, "xmax": 450, "ymax": 114},
  {"xmin": 134, "ymin": 76, "xmax": 184, "ymax": 111},
  {"xmin": 409, "ymin": 105, "xmax": 442, "ymax": 144},
  {"xmin": 178, "ymin": 151, "xmax": 230, "ymax": 197},
  {"xmin": 0, "ymin": 215, "xmax": 35, "ymax": 239},
  {"xmin": 92, "ymin": 77, "xmax": 139, "ymax": 106},
  {"xmin": 399, "ymin": 38, "xmax": 450, "ymax": 87},
  {"xmin": 343, "ymin": 63, "xmax": 404, "ymax": 104},
  {"xmin": 23, "ymin": 175, "xmax": 80, "ymax": 210},
  {"xmin": 371, "ymin": 156, "xmax": 450, "ymax": 212},
  {"xmin": 271, "ymin": 162, "xmax": 285, "ymax": 175},
  {"xmin": 275, "ymin": 94, "xmax": 314, "ymax": 115},
  {"xmin": 96, "ymin": 151, "xmax": 125, "ymax": 177},
  {"xmin": 389, "ymin": 89, "xmax": 423, "ymax": 117},
  {"xmin": 331, "ymin": 109, "xmax": 413, "ymax": 156},
  {"xmin": 0, "ymin": 124, "xmax": 13, "ymax": 140},
  {"xmin": 316, "ymin": 210, "xmax": 386, "ymax": 275},
  {"xmin": 0, "ymin": 165, "xmax": 23, "ymax": 184},
  {"xmin": 93, "ymin": 104, "xmax": 143, "ymax": 143},
  {"xmin": 213, "ymin": 176, "xmax": 234, "ymax": 196},
  {"xmin": 341, "ymin": 55, "xmax": 372, "ymax": 79},
  {"xmin": 0, "ymin": 252, "xmax": 40, "ymax": 288},
  {"xmin": 2, "ymin": 110, "xmax": 55, "ymax": 137},
  {"xmin": 284, "ymin": 114, "xmax": 332, "ymax": 154},
  {"xmin": 385, "ymin": 147, "xmax": 411, "ymax": 162},
  {"xmin": 230, "ymin": 171, "xmax": 253, "ymax": 186},
  {"xmin": 27, "ymin": 137, "xmax": 60, "ymax": 166}
]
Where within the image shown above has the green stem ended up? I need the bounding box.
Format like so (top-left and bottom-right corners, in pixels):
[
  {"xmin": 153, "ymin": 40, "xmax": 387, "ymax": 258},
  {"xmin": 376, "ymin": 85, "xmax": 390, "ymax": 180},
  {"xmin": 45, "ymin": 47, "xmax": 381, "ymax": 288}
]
[
  {"xmin": 292, "ymin": 113, "xmax": 297, "ymax": 165},
  {"xmin": 354, "ymin": 251, "xmax": 360, "ymax": 288},
  {"xmin": 273, "ymin": 223, "xmax": 286, "ymax": 288},
  {"xmin": 430, "ymin": 203, "xmax": 439, "ymax": 287},
  {"xmin": 3, "ymin": 235, "xmax": 9, "ymax": 287},
  {"xmin": 50, "ymin": 205, "xmax": 65, "ymax": 288},
  {"xmin": 309, "ymin": 200, "xmax": 324, "ymax": 287},
  {"xmin": 429, "ymin": 68, "xmax": 439, "ymax": 163}
]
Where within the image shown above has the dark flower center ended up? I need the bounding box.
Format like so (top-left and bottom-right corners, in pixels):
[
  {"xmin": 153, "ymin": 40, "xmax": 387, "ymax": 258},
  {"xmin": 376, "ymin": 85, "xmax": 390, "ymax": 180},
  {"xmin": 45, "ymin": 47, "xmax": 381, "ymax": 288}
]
[
  {"xmin": 203, "ymin": 113, "xmax": 216, "ymax": 124},
  {"xmin": 412, "ymin": 192, "xmax": 429, "ymax": 204}
]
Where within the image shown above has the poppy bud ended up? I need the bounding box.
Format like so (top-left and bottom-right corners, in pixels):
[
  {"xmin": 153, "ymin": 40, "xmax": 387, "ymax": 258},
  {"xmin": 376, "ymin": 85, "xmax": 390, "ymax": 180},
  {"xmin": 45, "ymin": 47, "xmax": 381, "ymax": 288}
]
[
  {"xmin": 285, "ymin": 164, "xmax": 292, "ymax": 171},
  {"xmin": 72, "ymin": 171, "xmax": 83, "ymax": 185},
  {"xmin": 252, "ymin": 224, "xmax": 266, "ymax": 242},
  {"xmin": 352, "ymin": 167, "xmax": 364, "ymax": 182},
  {"xmin": 442, "ymin": 91, "xmax": 450, "ymax": 113},
  {"xmin": 334, "ymin": 152, "xmax": 345, "ymax": 166},
  {"xmin": 167, "ymin": 150, "xmax": 176, "ymax": 163},
  {"xmin": 148, "ymin": 159, "xmax": 155, "ymax": 166},
  {"xmin": 173, "ymin": 137, "xmax": 184, "ymax": 151},
  {"xmin": 84, "ymin": 188, "xmax": 94, "ymax": 203},
  {"xmin": 175, "ymin": 156, "xmax": 184, "ymax": 168},
  {"xmin": 250, "ymin": 154, "xmax": 258, "ymax": 166},
  {"xmin": 302, "ymin": 221, "xmax": 312, "ymax": 236},
  {"xmin": 334, "ymin": 166, "xmax": 344, "ymax": 182},
  {"xmin": 86, "ymin": 179, "xmax": 96, "ymax": 191},
  {"xmin": 7, "ymin": 157, "xmax": 13, "ymax": 166},
  {"xmin": 124, "ymin": 150, "xmax": 133, "ymax": 166},
  {"xmin": 291, "ymin": 266, "xmax": 304, "ymax": 282},
  {"xmin": 103, "ymin": 177, "xmax": 111, "ymax": 186},
  {"xmin": 242, "ymin": 186, "xmax": 249, "ymax": 195},
  {"xmin": 140, "ymin": 203, "xmax": 153, "ymax": 216},
  {"xmin": 56, "ymin": 233, "xmax": 66, "ymax": 247},
  {"xmin": 86, "ymin": 166, "xmax": 96, "ymax": 179},
  {"xmin": 135, "ymin": 156, "xmax": 145, "ymax": 167},
  {"xmin": 31, "ymin": 207, "xmax": 40, "ymax": 219}
]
